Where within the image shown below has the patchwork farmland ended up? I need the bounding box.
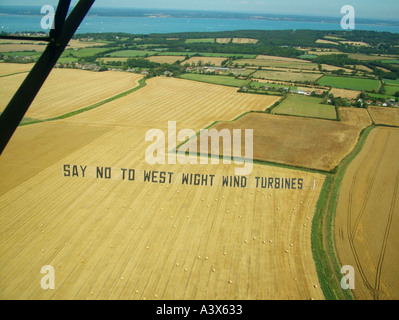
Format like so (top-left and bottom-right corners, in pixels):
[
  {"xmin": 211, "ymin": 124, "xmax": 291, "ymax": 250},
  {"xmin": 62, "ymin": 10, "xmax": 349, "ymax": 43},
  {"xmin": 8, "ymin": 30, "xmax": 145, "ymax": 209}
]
[{"xmin": 1, "ymin": 27, "xmax": 399, "ymax": 301}]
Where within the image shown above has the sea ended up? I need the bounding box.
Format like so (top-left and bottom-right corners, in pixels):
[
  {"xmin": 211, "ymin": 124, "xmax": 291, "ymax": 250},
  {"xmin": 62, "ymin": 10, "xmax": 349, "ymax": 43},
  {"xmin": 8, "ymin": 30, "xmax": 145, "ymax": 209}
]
[{"xmin": 1, "ymin": 6, "xmax": 399, "ymax": 34}]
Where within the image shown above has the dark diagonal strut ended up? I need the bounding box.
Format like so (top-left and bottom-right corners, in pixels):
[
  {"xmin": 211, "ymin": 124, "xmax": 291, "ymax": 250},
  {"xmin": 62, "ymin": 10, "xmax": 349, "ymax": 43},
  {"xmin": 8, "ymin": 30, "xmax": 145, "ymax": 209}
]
[{"xmin": 0, "ymin": 0, "xmax": 96, "ymax": 155}]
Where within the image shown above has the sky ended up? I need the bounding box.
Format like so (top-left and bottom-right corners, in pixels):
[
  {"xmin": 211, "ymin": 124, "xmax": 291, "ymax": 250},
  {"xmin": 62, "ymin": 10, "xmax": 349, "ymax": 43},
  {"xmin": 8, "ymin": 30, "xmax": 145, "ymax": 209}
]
[{"xmin": 1, "ymin": 0, "xmax": 398, "ymax": 20}]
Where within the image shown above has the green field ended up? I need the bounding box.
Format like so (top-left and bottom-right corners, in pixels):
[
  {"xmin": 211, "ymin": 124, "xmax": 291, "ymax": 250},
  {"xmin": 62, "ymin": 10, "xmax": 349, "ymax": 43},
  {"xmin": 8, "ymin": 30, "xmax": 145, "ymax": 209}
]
[
  {"xmin": 250, "ymin": 81, "xmax": 296, "ymax": 91},
  {"xmin": 299, "ymin": 54, "xmax": 318, "ymax": 59},
  {"xmin": 271, "ymin": 94, "xmax": 337, "ymax": 120},
  {"xmin": 1, "ymin": 51, "xmax": 42, "ymax": 58},
  {"xmin": 180, "ymin": 73, "xmax": 249, "ymax": 87},
  {"xmin": 367, "ymin": 92, "xmax": 396, "ymax": 100},
  {"xmin": 157, "ymin": 51, "xmax": 198, "ymax": 56},
  {"xmin": 65, "ymin": 47, "xmax": 117, "ymax": 58},
  {"xmin": 379, "ymin": 59, "xmax": 399, "ymax": 64},
  {"xmin": 107, "ymin": 50, "xmax": 158, "ymax": 57},
  {"xmin": 383, "ymin": 78, "xmax": 399, "ymax": 86},
  {"xmin": 317, "ymin": 76, "xmax": 381, "ymax": 91},
  {"xmin": 185, "ymin": 38, "xmax": 215, "ymax": 44},
  {"xmin": 384, "ymin": 85, "xmax": 399, "ymax": 96}
]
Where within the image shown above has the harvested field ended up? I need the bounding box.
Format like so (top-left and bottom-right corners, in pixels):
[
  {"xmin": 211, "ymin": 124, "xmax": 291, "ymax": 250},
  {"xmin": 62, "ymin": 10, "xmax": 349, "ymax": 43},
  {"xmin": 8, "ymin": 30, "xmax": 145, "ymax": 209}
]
[
  {"xmin": 355, "ymin": 65, "xmax": 374, "ymax": 72},
  {"xmin": 66, "ymin": 39, "xmax": 107, "ymax": 49},
  {"xmin": 334, "ymin": 127, "xmax": 399, "ymax": 300},
  {"xmin": 330, "ymin": 88, "xmax": 361, "ymax": 99},
  {"xmin": 347, "ymin": 54, "xmax": 393, "ymax": 61},
  {"xmin": 368, "ymin": 106, "xmax": 399, "ymax": 127},
  {"xmin": 316, "ymin": 39, "xmax": 339, "ymax": 45},
  {"xmin": 0, "ymin": 63, "xmax": 34, "ymax": 76},
  {"xmin": 232, "ymin": 38, "xmax": 258, "ymax": 44},
  {"xmin": 0, "ymin": 39, "xmax": 105, "ymax": 50},
  {"xmin": 340, "ymin": 41, "xmax": 370, "ymax": 47},
  {"xmin": 183, "ymin": 112, "xmax": 369, "ymax": 172},
  {"xmin": 253, "ymin": 70, "xmax": 323, "ymax": 83},
  {"xmin": 338, "ymin": 107, "xmax": 372, "ymax": 127},
  {"xmin": 183, "ymin": 56, "xmax": 227, "ymax": 67},
  {"xmin": 256, "ymin": 55, "xmax": 310, "ymax": 62},
  {"xmin": 180, "ymin": 73, "xmax": 249, "ymax": 88},
  {"xmin": 0, "ymin": 67, "xmax": 142, "ymax": 119},
  {"xmin": 216, "ymin": 38, "xmax": 231, "ymax": 44},
  {"xmin": 235, "ymin": 59, "xmax": 318, "ymax": 71},
  {"xmin": 0, "ymin": 43, "xmax": 47, "ymax": 53},
  {"xmin": 64, "ymin": 77, "xmax": 280, "ymax": 130},
  {"xmin": 146, "ymin": 55, "xmax": 185, "ymax": 64},
  {"xmin": 0, "ymin": 73, "xmax": 324, "ymax": 300},
  {"xmin": 321, "ymin": 64, "xmax": 353, "ymax": 73}
]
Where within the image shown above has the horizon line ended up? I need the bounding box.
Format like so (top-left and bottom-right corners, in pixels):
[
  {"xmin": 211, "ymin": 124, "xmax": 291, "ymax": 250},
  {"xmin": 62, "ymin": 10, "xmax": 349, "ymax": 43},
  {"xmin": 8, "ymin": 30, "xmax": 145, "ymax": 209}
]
[{"xmin": 1, "ymin": 5, "xmax": 399, "ymax": 23}]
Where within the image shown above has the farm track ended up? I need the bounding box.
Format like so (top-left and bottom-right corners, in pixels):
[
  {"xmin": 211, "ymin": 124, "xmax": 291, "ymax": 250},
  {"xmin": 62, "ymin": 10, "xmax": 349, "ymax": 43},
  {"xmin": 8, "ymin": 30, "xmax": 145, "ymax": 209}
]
[
  {"xmin": 374, "ymin": 171, "xmax": 399, "ymax": 300},
  {"xmin": 346, "ymin": 130, "xmax": 390, "ymax": 297}
]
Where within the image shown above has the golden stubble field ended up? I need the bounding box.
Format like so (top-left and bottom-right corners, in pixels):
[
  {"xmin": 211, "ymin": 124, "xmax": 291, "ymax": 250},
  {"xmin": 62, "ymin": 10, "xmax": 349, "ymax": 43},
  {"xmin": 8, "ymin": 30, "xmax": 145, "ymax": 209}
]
[
  {"xmin": 0, "ymin": 70, "xmax": 325, "ymax": 300},
  {"xmin": 0, "ymin": 39, "xmax": 106, "ymax": 52},
  {"xmin": 334, "ymin": 127, "xmax": 399, "ymax": 300},
  {"xmin": 0, "ymin": 67, "xmax": 143, "ymax": 120}
]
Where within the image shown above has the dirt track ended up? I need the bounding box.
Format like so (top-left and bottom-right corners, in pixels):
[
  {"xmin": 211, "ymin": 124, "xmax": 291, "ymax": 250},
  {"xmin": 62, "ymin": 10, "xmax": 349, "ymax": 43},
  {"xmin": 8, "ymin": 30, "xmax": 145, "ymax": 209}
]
[{"xmin": 334, "ymin": 127, "xmax": 399, "ymax": 300}]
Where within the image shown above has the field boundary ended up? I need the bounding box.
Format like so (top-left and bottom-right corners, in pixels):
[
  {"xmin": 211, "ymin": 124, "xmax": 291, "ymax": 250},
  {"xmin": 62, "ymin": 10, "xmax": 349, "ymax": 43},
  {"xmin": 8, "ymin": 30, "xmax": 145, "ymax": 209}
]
[
  {"xmin": 312, "ymin": 124, "xmax": 376, "ymax": 300},
  {"xmin": 19, "ymin": 78, "xmax": 146, "ymax": 126},
  {"xmin": 172, "ymin": 106, "xmax": 378, "ymax": 300},
  {"xmin": 0, "ymin": 71, "xmax": 30, "ymax": 78}
]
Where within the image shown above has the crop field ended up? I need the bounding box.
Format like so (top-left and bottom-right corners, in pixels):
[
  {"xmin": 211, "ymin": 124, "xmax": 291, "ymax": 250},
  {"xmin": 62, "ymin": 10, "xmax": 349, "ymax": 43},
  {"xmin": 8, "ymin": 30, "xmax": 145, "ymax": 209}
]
[
  {"xmin": 63, "ymin": 47, "xmax": 118, "ymax": 59},
  {"xmin": 183, "ymin": 56, "xmax": 227, "ymax": 67},
  {"xmin": 271, "ymin": 94, "xmax": 337, "ymax": 120},
  {"xmin": 234, "ymin": 58, "xmax": 318, "ymax": 71},
  {"xmin": 0, "ymin": 62, "xmax": 34, "ymax": 76},
  {"xmin": 231, "ymin": 38, "xmax": 259, "ymax": 44},
  {"xmin": 329, "ymin": 88, "xmax": 361, "ymax": 99},
  {"xmin": 0, "ymin": 39, "xmax": 106, "ymax": 50},
  {"xmin": 384, "ymin": 86, "xmax": 399, "ymax": 96},
  {"xmin": 0, "ymin": 70, "xmax": 327, "ymax": 300},
  {"xmin": 0, "ymin": 43, "xmax": 47, "ymax": 53},
  {"xmin": 107, "ymin": 50, "xmax": 158, "ymax": 57},
  {"xmin": 185, "ymin": 38, "xmax": 215, "ymax": 43},
  {"xmin": 334, "ymin": 127, "xmax": 399, "ymax": 300},
  {"xmin": 216, "ymin": 38, "xmax": 231, "ymax": 44},
  {"xmin": 179, "ymin": 73, "xmax": 249, "ymax": 87},
  {"xmin": 320, "ymin": 64, "xmax": 353, "ymax": 73},
  {"xmin": 0, "ymin": 68, "xmax": 143, "ymax": 120},
  {"xmin": 98, "ymin": 57, "xmax": 129, "ymax": 63},
  {"xmin": 253, "ymin": 70, "xmax": 323, "ymax": 83},
  {"xmin": 146, "ymin": 55, "xmax": 186, "ymax": 64},
  {"xmin": 368, "ymin": 106, "xmax": 399, "ymax": 127},
  {"xmin": 250, "ymin": 81, "xmax": 294, "ymax": 91},
  {"xmin": 338, "ymin": 107, "xmax": 372, "ymax": 127},
  {"xmin": 184, "ymin": 110, "xmax": 370, "ymax": 172},
  {"xmin": 317, "ymin": 76, "xmax": 381, "ymax": 91}
]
